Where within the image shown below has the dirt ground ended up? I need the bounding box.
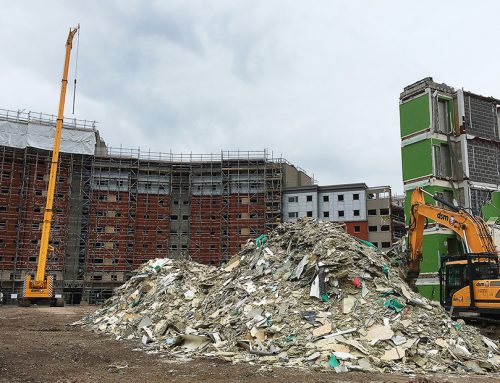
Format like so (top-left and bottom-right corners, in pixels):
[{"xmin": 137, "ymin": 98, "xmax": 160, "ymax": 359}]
[{"xmin": 1, "ymin": 305, "xmax": 499, "ymax": 383}]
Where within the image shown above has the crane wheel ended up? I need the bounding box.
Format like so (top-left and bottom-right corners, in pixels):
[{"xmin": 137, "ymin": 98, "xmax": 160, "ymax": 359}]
[
  {"xmin": 49, "ymin": 298, "xmax": 57, "ymax": 307},
  {"xmin": 55, "ymin": 298, "xmax": 65, "ymax": 307}
]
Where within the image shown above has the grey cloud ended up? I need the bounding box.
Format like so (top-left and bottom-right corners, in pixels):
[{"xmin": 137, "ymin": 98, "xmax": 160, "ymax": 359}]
[{"xmin": 1, "ymin": 1, "xmax": 500, "ymax": 194}]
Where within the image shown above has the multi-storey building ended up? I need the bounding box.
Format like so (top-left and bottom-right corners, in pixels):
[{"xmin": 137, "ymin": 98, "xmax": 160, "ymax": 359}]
[
  {"xmin": 399, "ymin": 77, "xmax": 500, "ymax": 299},
  {"xmin": 282, "ymin": 183, "xmax": 399, "ymax": 248},
  {"xmin": 0, "ymin": 109, "xmax": 311, "ymax": 303},
  {"xmin": 366, "ymin": 186, "xmax": 393, "ymax": 249}
]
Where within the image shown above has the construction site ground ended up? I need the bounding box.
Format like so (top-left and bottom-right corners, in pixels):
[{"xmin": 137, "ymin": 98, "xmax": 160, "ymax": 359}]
[{"xmin": 1, "ymin": 306, "xmax": 500, "ymax": 383}]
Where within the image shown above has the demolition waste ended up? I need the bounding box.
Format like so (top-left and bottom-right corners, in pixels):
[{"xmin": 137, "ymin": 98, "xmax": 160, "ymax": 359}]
[{"xmin": 79, "ymin": 219, "xmax": 500, "ymax": 374}]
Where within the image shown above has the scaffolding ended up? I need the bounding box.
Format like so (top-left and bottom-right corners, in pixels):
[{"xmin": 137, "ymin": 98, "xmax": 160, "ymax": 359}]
[{"xmin": 0, "ymin": 110, "xmax": 312, "ymax": 303}]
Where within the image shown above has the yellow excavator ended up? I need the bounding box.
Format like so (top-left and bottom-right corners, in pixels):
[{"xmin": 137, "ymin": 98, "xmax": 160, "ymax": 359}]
[
  {"xmin": 407, "ymin": 187, "xmax": 500, "ymax": 319},
  {"xmin": 20, "ymin": 25, "xmax": 80, "ymax": 307}
]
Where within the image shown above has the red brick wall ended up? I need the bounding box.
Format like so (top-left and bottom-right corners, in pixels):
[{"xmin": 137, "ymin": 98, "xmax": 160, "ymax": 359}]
[
  {"xmin": 189, "ymin": 196, "xmax": 222, "ymax": 264},
  {"xmin": 86, "ymin": 191, "xmax": 170, "ymax": 272},
  {"xmin": 341, "ymin": 221, "xmax": 368, "ymax": 241},
  {"xmin": 0, "ymin": 148, "xmax": 71, "ymax": 274}
]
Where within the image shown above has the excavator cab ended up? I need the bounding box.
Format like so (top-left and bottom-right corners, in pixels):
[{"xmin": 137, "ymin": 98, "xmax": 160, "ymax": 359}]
[{"xmin": 439, "ymin": 253, "xmax": 500, "ymax": 318}]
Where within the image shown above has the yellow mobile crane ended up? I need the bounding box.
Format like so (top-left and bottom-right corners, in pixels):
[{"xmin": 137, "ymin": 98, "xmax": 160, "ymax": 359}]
[
  {"xmin": 20, "ymin": 25, "xmax": 80, "ymax": 307},
  {"xmin": 408, "ymin": 187, "xmax": 500, "ymax": 319}
]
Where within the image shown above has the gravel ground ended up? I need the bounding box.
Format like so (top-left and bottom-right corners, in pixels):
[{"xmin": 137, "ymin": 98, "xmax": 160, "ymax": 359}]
[{"xmin": 0, "ymin": 305, "xmax": 499, "ymax": 383}]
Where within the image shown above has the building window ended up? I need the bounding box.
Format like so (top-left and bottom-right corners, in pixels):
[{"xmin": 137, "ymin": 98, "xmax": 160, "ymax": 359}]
[
  {"xmin": 323, "ymin": 211, "xmax": 329, "ymax": 218},
  {"xmin": 367, "ymin": 193, "xmax": 376, "ymax": 200},
  {"xmin": 353, "ymin": 226, "xmax": 360, "ymax": 233},
  {"xmin": 368, "ymin": 209, "xmax": 377, "ymax": 216},
  {"xmin": 323, "ymin": 195, "xmax": 329, "ymax": 202},
  {"xmin": 306, "ymin": 195, "xmax": 313, "ymax": 202},
  {"xmin": 380, "ymin": 208, "xmax": 389, "ymax": 215},
  {"xmin": 338, "ymin": 194, "xmax": 344, "ymax": 201},
  {"xmin": 288, "ymin": 212, "xmax": 298, "ymax": 218},
  {"xmin": 182, "ymin": 215, "xmax": 189, "ymax": 220},
  {"xmin": 170, "ymin": 244, "xmax": 178, "ymax": 250},
  {"xmin": 353, "ymin": 193, "xmax": 359, "ymax": 200},
  {"xmin": 354, "ymin": 210, "xmax": 360, "ymax": 216},
  {"xmin": 111, "ymin": 275, "xmax": 118, "ymax": 281},
  {"xmin": 170, "ymin": 215, "xmax": 178, "ymax": 220},
  {"xmin": 338, "ymin": 210, "xmax": 344, "ymax": 217},
  {"xmin": 368, "ymin": 226, "xmax": 377, "ymax": 232},
  {"xmin": 381, "ymin": 225, "xmax": 390, "ymax": 232},
  {"xmin": 372, "ymin": 242, "xmax": 378, "ymax": 247},
  {"xmin": 288, "ymin": 196, "xmax": 298, "ymax": 203},
  {"xmin": 306, "ymin": 211, "xmax": 313, "ymax": 217},
  {"xmin": 382, "ymin": 242, "xmax": 391, "ymax": 248},
  {"xmin": 437, "ymin": 99, "xmax": 450, "ymax": 133}
]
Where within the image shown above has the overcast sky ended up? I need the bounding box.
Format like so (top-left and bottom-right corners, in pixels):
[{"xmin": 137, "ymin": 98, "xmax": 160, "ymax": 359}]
[{"xmin": 1, "ymin": 1, "xmax": 500, "ymax": 193}]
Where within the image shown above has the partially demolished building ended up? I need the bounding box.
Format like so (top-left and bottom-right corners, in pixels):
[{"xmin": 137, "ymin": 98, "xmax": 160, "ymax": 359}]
[
  {"xmin": 399, "ymin": 77, "xmax": 500, "ymax": 298},
  {"xmin": 0, "ymin": 108, "xmax": 312, "ymax": 303}
]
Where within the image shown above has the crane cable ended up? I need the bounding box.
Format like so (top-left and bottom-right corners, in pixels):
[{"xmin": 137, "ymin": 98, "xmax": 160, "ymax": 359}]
[{"xmin": 72, "ymin": 26, "xmax": 80, "ymax": 115}]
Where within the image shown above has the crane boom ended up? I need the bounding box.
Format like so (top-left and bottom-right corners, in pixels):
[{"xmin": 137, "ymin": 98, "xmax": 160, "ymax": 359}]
[
  {"xmin": 35, "ymin": 26, "xmax": 79, "ymax": 285},
  {"xmin": 21, "ymin": 25, "xmax": 80, "ymax": 306}
]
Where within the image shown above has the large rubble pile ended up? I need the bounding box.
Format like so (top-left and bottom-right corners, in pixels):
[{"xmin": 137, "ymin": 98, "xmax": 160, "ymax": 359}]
[{"xmin": 80, "ymin": 219, "xmax": 500, "ymax": 374}]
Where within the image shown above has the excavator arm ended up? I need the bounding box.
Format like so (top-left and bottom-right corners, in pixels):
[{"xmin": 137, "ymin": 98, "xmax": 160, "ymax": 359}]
[{"xmin": 407, "ymin": 187, "xmax": 497, "ymax": 280}]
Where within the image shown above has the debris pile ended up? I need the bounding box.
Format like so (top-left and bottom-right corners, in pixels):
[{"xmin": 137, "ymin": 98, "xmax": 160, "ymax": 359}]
[{"xmin": 80, "ymin": 219, "xmax": 500, "ymax": 374}]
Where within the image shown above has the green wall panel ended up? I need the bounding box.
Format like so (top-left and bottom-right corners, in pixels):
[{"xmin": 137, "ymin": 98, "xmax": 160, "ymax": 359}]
[
  {"xmin": 401, "ymin": 139, "xmax": 432, "ymax": 182},
  {"xmin": 482, "ymin": 191, "xmax": 500, "ymax": 221},
  {"xmin": 420, "ymin": 234, "xmax": 454, "ymax": 273},
  {"xmin": 417, "ymin": 284, "xmax": 440, "ymax": 301},
  {"xmin": 400, "ymin": 93, "xmax": 430, "ymax": 137}
]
